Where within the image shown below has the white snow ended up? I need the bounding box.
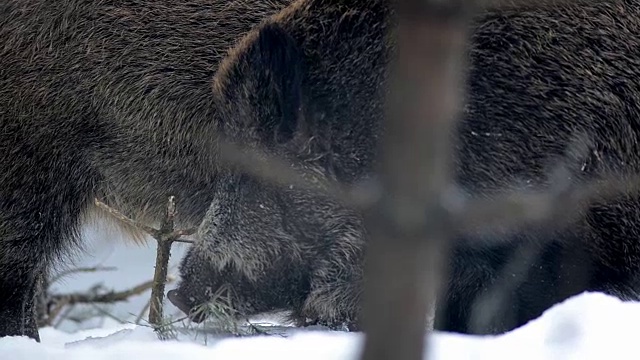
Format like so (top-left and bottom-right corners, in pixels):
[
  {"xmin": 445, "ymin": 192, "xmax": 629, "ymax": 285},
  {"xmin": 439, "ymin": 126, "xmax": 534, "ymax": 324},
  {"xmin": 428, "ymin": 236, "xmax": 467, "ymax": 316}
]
[{"xmin": 2, "ymin": 220, "xmax": 639, "ymax": 359}]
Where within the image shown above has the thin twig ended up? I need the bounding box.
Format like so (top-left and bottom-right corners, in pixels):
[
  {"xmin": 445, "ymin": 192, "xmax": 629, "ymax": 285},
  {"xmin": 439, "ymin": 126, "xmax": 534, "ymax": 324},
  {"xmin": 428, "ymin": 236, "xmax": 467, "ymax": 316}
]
[
  {"xmin": 50, "ymin": 279, "xmax": 156, "ymax": 304},
  {"xmin": 136, "ymin": 298, "xmax": 152, "ymax": 325},
  {"xmin": 94, "ymin": 198, "xmax": 160, "ymax": 238},
  {"xmin": 170, "ymin": 228, "xmax": 197, "ymax": 240},
  {"xmin": 454, "ymin": 173, "xmax": 640, "ymax": 243},
  {"xmin": 86, "ymin": 303, "xmax": 127, "ymax": 324},
  {"xmin": 52, "ymin": 304, "xmax": 75, "ymax": 328},
  {"xmin": 215, "ymin": 136, "xmax": 381, "ymax": 210},
  {"xmin": 149, "ymin": 197, "xmax": 184, "ymax": 327},
  {"xmin": 50, "ymin": 266, "xmax": 118, "ymax": 285},
  {"xmin": 215, "ymin": 119, "xmax": 640, "ymax": 245},
  {"xmin": 94, "ymin": 198, "xmax": 196, "ymax": 243},
  {"xmin": 94, "ymin": 196, "xmax": 194, "ymax": 333}
]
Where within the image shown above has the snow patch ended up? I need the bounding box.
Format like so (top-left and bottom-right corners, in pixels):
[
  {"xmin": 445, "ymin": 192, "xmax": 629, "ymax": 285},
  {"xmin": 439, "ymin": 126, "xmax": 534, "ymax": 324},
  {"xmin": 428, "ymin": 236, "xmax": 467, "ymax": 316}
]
[{"xmin": 2, "ymin": 292, "xmax": 639, "ymax": 359}]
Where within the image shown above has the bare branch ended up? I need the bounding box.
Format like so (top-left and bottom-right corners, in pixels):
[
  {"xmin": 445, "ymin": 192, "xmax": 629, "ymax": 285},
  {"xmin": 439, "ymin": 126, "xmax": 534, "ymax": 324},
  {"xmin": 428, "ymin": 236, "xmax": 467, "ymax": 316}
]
[
  {"xmin": 94, "ymin": 196, "xmax": 195, "ymax": 331},
  {"xmin": 170, "ymin": 228, "xmax": 197, "ymax": 239},
  {"xmin": 136, "ymin": 299, "xmax": 152, "ymax": 325},
  {"xmin": 50, "ymin": 266, "xmax": 118, "ymax": 285},
  {"xmin": 94, "ymin": 198, "xmax": 160, "ymax": 238},
  {"xmin": 46, "ymin": 275, "xmax": 175, "ymax": 325},
  {"xmin": 215, "ymin": 136, "xmax": 381, "ymax": 209},
  {"xmin": 50, "ymin": 279, "xmax": 156, "ymax": 305},
  {"xmin": 454, "ymin": 173, "xmax": 640, "ymax": 244},
  {"xmin": 149, "ymin": 197, "xmax": 184, "ymax": 327}
]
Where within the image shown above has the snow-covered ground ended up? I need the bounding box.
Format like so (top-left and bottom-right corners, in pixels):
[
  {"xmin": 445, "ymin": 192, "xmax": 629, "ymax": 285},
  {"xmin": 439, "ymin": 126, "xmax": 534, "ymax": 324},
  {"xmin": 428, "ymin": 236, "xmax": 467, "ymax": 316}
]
[{"xmin": 1, "ymin": 219, "xmax": 638, "ymax": 359}]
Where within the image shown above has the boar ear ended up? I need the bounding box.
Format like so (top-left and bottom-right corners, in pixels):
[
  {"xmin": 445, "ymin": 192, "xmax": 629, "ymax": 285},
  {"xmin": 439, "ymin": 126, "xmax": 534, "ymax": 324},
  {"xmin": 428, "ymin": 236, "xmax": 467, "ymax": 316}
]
[{"xmin": 213, "ymin": 22, "xmax": 304, "ymax": 146}]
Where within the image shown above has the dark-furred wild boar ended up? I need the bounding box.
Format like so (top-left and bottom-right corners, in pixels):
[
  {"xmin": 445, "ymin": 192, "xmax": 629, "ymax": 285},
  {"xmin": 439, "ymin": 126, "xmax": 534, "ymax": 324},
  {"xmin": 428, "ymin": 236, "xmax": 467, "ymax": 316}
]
[{"xmin": 169, "ymin": 0, "xmax": 640, "ymax": 335}]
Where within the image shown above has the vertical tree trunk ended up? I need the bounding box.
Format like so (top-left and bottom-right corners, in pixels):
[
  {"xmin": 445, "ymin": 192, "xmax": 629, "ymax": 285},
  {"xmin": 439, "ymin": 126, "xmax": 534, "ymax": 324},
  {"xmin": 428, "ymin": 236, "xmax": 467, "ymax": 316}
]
[{"xmin": 360, "ymin": 2, "xmax": 474, "ymax": 360}]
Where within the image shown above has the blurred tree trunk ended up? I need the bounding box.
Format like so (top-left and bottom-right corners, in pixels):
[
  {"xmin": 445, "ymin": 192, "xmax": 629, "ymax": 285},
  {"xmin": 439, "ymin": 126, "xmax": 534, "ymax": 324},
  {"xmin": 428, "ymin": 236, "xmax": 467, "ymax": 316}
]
[{"xmin": 359, "ymin": 1, "xmax": 474, "ymax": 360}]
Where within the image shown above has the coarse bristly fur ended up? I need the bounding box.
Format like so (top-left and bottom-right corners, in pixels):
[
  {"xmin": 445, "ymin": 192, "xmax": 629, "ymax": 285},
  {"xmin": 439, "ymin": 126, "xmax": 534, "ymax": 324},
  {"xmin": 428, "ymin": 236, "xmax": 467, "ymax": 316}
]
[
  {"xmin": 168, "ymin": 0, "xmax": 640, "ymax": 335},
  {"xmin": 0, "ymin": 0, "xmax": 293, "ymax": 341},
  {"xmin": 169, "ymin": 0, "xmax": 388, "ymax": 331}
]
